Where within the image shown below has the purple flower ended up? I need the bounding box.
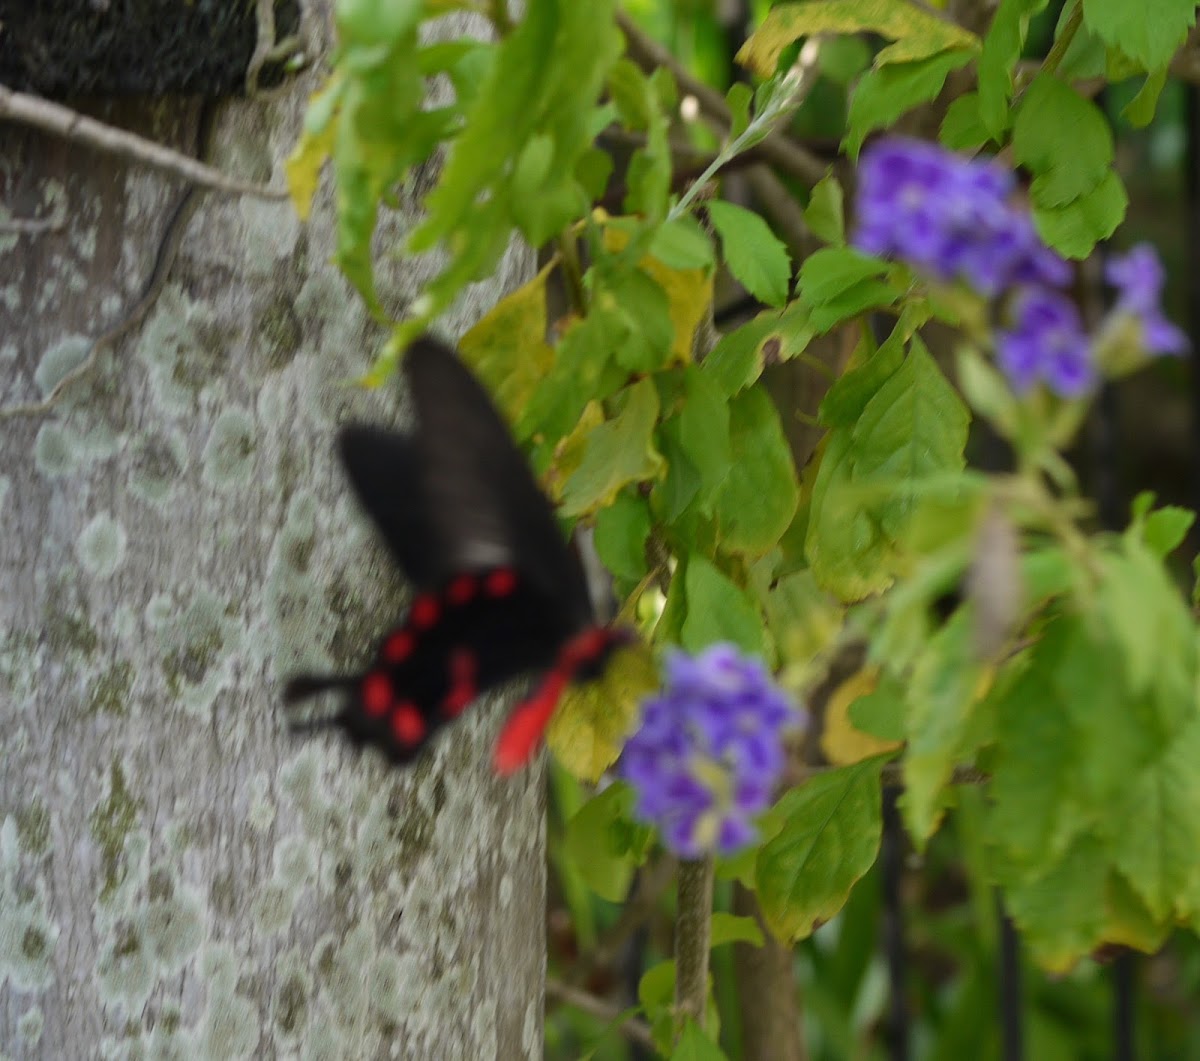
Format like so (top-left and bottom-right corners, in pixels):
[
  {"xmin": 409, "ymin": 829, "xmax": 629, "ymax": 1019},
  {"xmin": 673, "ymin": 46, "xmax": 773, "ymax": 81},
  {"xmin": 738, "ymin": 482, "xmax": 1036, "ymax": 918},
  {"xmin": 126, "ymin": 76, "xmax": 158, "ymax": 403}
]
[
  {"xmin": 853, "ymin": 138, "xmax": 1069, "ymax": 298},
  {"xmin": 1105, "ymin": 244, "xmax": 1189, "ymax": 357},
  {"xmin": 619, "ymin": 644, "xmax": 801, "ymax": 858},
  {"xmin": 997, "ymin": 288, "xmax": 1094, "ymax": 397}
]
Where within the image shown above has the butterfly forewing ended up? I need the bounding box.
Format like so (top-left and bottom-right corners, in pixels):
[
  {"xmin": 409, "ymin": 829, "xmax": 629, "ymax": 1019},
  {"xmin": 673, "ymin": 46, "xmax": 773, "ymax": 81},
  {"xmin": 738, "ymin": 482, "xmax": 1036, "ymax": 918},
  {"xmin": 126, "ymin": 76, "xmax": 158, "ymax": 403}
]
[{"xmin": 284, "ymin": 335, "xmax": 605, "ymax": 770}]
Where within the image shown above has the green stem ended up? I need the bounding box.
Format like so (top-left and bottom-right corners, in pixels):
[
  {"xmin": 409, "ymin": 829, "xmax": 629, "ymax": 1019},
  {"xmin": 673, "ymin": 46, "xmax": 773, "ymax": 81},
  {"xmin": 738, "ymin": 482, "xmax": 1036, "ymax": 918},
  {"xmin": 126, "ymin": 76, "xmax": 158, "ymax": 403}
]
[
  {"xmin": 1040, "ymin": 0, "xmax": 1083, "ymax": 79},
  {"xmin": 674, "ymin": 856, "xmax": 715, "ymax": 1039}
]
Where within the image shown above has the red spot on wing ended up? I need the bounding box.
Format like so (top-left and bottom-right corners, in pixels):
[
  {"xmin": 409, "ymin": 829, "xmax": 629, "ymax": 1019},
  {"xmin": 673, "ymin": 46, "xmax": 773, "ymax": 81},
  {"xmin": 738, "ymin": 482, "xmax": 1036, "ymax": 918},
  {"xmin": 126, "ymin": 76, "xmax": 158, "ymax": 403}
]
[
  {"xmin": 391, "ymin": 701, "xmax": 426, "ymax": 745},
  {"xmin": 446, "ymin": 574, "xmax": 477, "ymax": 606},
  {"xmin": 443, "ymin": 649, "xmax": 478, "ymax": 717},
  {"xmin": 383, "ymin": 630, "xmax": 415, "ymax": 663},
  {"xmin": 362, "ymin": 672, "xmax": 392, "ymax": 718},
  {"xmin": 493, "ymin": 668, "xmax": 569, "ymax": 775},
  {"xmin": 411, "ymin": 594, "xmax": 440, "ymax": 629},
  {"xmin": 485, "ymin": 568, "xmax": 518, "ymax": 598},
  {"xmin": 561, "ymin": 627, "xmax": 611, "ymax": 670}
]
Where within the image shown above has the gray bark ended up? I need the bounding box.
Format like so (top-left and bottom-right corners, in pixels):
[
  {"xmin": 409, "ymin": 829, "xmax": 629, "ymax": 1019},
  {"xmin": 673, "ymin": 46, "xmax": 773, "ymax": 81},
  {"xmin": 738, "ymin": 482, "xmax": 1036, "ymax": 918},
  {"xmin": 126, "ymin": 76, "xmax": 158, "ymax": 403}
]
[{"xmin": 0, "ymin": 13, "xmax": 543, "ymax": 1060}]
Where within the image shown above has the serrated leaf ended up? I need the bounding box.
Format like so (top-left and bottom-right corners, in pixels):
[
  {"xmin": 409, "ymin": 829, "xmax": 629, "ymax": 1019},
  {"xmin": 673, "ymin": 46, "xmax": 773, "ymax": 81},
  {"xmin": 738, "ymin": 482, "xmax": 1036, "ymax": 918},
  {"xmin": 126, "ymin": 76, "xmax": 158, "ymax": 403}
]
[
  {"xmin": 807, "ymin": 280, "xmax": 900, "ymax": 333},
  {"xmin": 594, "ymin": 493, "xmax": 652, "ymax": 581},
  {"xmin": 1013, "ymin": 74, "xmax": 1113, "ymax": 208},
  {"xmin": 799, "ymin": 248, "xmax": 888, "ymax": 304},
  {"xmin": 548, "ymin": 644, "xmax": 657, "ymax": 783},
  {"xmin": 713, "ymin": 388, "xmax": 799, "ymax": 555},
  {"xmin": 1031, "ymin": 169, "xmax": 1127, "ymax": 260},
  {"xmin": 756, "ymin": 758, "xmax": 885, "ymax": 941},
  {"xmin": 705, "ymin": 304, "xmax": 815, "ymax": 395},
  {"xmin": 707, "ymin": 201, "xmax": 792, "ymax": 307},
  {"xmin": 681, "ymin": 557, "xmax": 766, "ymax": 655},
  {"xmin": 737, "ymin": 0, "xmax": 978, "ymax": 77},
  {"xmin": 650, "ymin": 216, "xmax": 717, "ymax": 271},
  {"xmin": 846, "ymin": 50, "xmax": 975, "ymax": 158},
  {"xmin": 459, "ymin": 263, "xmax": 555, "ymax": 423},
  {"xmin": 1081, "ymin": 0, "xmax": 1195, "ymax": 71},
  {"xmin": 561, "ymin": 379, "xmax": 665, "ymax": 516},
  {"xmin": 852, "ymin": 337, "xmax": 970, "ymax": 541},
  {"xmin": 804, "ymin": 174, "xmax": 845, "ymax": 246}
]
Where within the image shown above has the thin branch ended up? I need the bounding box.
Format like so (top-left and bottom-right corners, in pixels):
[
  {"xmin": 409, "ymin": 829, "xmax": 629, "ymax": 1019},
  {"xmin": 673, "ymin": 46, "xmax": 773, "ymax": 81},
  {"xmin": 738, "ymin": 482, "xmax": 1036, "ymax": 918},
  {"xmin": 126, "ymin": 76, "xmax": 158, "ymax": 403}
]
[
  {"xmin": 673, "ymin": 856, "xmax": 715, "ymax": 1039},
  {"xmin": 0, "ymin": 84, "xmax": 287, "ymax": 200},
  {"xmin": 545, "ymin": 978, "xmax": 657, "ymax": 1050},
  {"xmin": 616, "ymin": 11, "xmax": 829, "ymax": 188}
]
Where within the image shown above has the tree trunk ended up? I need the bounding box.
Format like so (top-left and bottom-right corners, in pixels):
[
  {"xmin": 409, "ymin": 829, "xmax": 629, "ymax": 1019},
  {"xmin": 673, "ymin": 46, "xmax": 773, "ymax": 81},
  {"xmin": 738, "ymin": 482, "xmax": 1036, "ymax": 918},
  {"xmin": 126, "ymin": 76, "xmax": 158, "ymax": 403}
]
[{"xmin": 0, "ymin": 11, "xmax": 543, "ymax": 1058}]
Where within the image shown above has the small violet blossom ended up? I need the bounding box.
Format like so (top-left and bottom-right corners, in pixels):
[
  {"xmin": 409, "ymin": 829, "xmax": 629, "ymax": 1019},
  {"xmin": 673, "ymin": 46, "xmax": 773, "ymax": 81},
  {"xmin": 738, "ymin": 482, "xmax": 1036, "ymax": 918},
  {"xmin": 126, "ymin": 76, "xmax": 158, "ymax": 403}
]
[
  {"xmin": 620, "ymin": 644, "xmax": 801, "ymax": 859},
  {"xmin": 853, "ymin": 138, "xmax": 1069, "ymax": 296},
  {"xmin": 1105, "ymin": 244, "xmax": 1189, "ymax": 357},
  {"xmin": 997, "ymin": 288, "xmax": 1094, "ymax": 398}
]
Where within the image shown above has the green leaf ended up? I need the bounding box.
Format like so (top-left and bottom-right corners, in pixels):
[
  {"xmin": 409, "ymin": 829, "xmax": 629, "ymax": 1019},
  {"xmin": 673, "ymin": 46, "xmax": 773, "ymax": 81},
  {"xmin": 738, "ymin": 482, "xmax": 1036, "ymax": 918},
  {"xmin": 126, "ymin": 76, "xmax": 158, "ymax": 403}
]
[
  {"xmin": 939, "ymin": 91, "xmax": 991, "ymax": 149},
  {"xmin": 1138, "ymin": 503, "xmax": 1195, "ymax": 560},
  {"xmin": 804, "ymin": 174, "xmax": 845, "ymax": 246},
  {"xmin": 756, "ymin": 758, "xmax": 885, "ymax": 941},
  {"xmin": 807, "ymin": 280, "xmax": 899, "ymax": 333},
  {"xmin": 737, "ymin": 0, "xmax": 978, "ymax": 77},
  {"xmin": 674, "ymin": 366, "xmax": 734, "ymax": 515},
  {"xmin": 706, "ymin": 201, "xmax": 792, "ymax": 308},
  {"xmin": 1032, "ymin": 169, "xmax": 1127, "ymax": 259},
  {"xmin": 681, "ymin": 557, "xmax": 766, "ymax": 655},
  {"xmin": 597, "ymin": 269, "xmax": 674, "ymax": 374},
  {"xmin": 799, "ymin": 248, "xmax": 888, "ymax": 305},
  {"xmin": 849, "ymin": 672, "xmax": 907, "ymax": 742},
  {"xmin": 650, "ymin": 216, "xmax": 717, "ymax": 271},
  {"xmin": 594, "ymin": 493, "xmax": 652, "ymax": 581},
  {"xmin": 956, "ymin": 345, "xmax": 1019, "ymax": 439},
  {"xmin": 713, "ymin": 388, "xmax": 799, "ymax": 555},
  {"xmin": 846, "ymin": 50, "xmax": 975, "ymax": 158},
  {"xmin": 726, "ymin": 82, "xmax": 753, "ymax": 140},
  {"xmin": 561, "ymin": 379, "xmax": 665, "ymax": 516},
  {"xmin": 978, "ymin": 0, "xmax": 1047, "ymax": 140},
  {"xmin": 1122, "ymin": 67, "xmax": 1169, "ymax": 128},
  {"xmin": 1082, "ymin": 0, "xmax": 1195, "ymax": 70},
  {"xmin": 1109, "ymin": 714, "xmax": 1200, "ymax": 920},
  {"xmin": 851, "ymin": 337, "xmax": 970, "ymax": 541},
  {"xmin": 709, "ymin": 912, "xmax": 765, "ymax": 948},
  {"xmin": 671, "ymin": 1021, "xmax": 728, "ymax": 1061},
  {"xmin": 565, "ymin": 783, "xmax": 641, "ymax": 902},
  {"xmin": 819, "ymin": 330, "xmax": 905, "ymax": 429},
  {"xmin": 901, "ymin": 610, "xmax": 987, "ymax": 842},
  {"xmin": 1013, "ymin": 74, "xmax": 1114, "ymax": 208}
]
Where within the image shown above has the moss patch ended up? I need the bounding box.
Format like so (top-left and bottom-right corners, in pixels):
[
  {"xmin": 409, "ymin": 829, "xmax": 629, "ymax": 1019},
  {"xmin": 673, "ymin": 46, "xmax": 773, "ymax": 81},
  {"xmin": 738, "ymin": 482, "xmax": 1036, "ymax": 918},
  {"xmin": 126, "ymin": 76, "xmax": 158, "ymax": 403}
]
[{"xmin": 89, "ymin": 761, "xmax": 143, "ymax": 900}]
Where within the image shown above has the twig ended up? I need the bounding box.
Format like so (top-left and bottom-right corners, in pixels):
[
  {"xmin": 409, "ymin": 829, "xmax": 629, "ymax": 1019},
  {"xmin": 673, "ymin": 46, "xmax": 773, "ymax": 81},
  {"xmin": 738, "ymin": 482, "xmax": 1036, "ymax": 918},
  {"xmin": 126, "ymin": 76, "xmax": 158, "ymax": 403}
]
[
  {"xmin": 673, "ymin": 856, "xmax": 714, "ymax": 1039},
  {"xmin": 0, "ymin": 84, "xmax": 286, "ymax": 200},
  {"xmin": 545, "ymin": 978, "xmax": 657, "ymax": 1050},
  {"xmin": 616, "ymin": 11, "xmax": 829, "ymax": 188}
]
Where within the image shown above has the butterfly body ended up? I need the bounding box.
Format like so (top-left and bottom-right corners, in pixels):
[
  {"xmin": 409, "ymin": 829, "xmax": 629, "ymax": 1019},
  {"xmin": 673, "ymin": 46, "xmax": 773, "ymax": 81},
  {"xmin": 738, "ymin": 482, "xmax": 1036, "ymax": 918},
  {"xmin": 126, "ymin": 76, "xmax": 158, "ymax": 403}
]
[{"xmin": 284, "ymin": 337, "xmax": 628, "ymax": 771}]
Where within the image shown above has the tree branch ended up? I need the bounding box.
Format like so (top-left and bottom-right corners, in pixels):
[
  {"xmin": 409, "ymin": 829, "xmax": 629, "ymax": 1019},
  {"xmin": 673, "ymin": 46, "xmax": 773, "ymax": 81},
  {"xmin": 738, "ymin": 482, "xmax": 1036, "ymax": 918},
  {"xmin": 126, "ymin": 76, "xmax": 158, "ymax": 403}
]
[
  {"xmin": 673, "ymin": 856, "xmax": 715, "ymax": 1038},
  {"xmin": 545, "ymin": 978, "xmax": 657, "ymax": 1050},
  {"xmin": 0, "ymin": 84, "xmax": 287, "ymax": 199}
]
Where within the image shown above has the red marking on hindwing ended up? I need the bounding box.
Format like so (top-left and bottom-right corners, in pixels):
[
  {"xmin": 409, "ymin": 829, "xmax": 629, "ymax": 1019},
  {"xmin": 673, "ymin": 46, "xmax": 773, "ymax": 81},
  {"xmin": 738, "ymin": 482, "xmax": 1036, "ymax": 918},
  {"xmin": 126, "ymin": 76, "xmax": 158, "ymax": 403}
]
[
  {"xmin": 391, "ymin": 701, "xmax": 426, "ymax": 745},
  {"xmin": 493, "ymin": 668, "xmax": 569, "ymax": 775},
  {"xmin": 446, "ymin": 574, "xmax": 477, "ymax": 606},
  {"xmin": 485, "ymin": 568, "xmax": 518, "ymax": 598},
  {"xmin": 410, "ymin": 594, "xmax": 440, "ymax": 629},
  {"xmin": 561, "ymin": 627, "xmax": 611, "ymax": 670},
  {"xmin": 442, "ymin": 648, "xmax": 478, "ymax": 717},
  {"xmin": 362, "ymin": 672, "xmax": 392, "ymax": 718},
  {"xmin": 383, "ymin": 630, "xmax": 415, "ymax": 663}
]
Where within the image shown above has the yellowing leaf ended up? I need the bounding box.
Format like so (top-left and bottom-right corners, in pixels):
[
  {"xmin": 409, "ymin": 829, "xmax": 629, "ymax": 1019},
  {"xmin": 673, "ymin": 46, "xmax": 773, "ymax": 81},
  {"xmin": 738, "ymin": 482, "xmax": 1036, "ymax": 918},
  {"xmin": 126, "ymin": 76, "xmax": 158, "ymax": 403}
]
[
  {"xmin": 821, "ymin": 668, "xmax": 903, "ymax": 765},
  {"xmin": 560, "ymin": 379, "xmax": 665, "ymax": 517},
  {"xmin": 546, "ymin": 401, "xmax": 605, "ymax": 502},
  {"xmin": 547, "ymin": 643, "xmax": 658, "ymax": 782},
  {"xmin": 738, "ymin": 0, "xmax": 978, "ymax": 78},
  {"xmin": 604, "ymin": 223, "xmax": 713, "ymax": 363},
  {"xmin": 285, "ymin": 81, "xmax": 341, "ymax": 220},
  {"xmin": 459, "ymin": 261, "xmax": 556, "ymax": 424}
]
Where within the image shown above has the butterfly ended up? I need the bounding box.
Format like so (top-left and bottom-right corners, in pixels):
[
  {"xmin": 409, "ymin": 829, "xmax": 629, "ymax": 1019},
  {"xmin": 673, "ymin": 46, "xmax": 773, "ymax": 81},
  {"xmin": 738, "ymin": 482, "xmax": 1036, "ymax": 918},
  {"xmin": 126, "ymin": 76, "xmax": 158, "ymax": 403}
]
[{"xmin": 283, "ymin": 336, "xmax": 631, "ymax": 773}]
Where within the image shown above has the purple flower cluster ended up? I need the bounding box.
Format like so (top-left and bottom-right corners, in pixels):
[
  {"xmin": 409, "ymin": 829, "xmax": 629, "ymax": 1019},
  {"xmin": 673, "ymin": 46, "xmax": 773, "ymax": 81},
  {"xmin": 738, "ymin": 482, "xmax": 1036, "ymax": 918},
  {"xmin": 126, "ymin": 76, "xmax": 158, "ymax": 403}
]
[
  {"xmin": 854, "ymin": 138, "xmax": 1068, "ymax": 296},
  {"xmin": 853, "ymin": 138, "xmax": 1188, "ymax": 398},
  {"xmin": 620, "ymin": 644, "xmax": 799, "ymax": 858}
]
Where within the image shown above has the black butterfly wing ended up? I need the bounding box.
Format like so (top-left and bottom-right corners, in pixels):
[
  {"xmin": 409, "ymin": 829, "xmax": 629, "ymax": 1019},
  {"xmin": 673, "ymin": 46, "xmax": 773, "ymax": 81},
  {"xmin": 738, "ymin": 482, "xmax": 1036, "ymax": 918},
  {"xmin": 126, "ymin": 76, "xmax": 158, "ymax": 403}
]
[
  {"xmin": 285, "ymin": 335, "xmax": 597, "ymax": 766},
  {"xmin": 365, "ymin": 336, "xmax": 594, "ymax": 631}
]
